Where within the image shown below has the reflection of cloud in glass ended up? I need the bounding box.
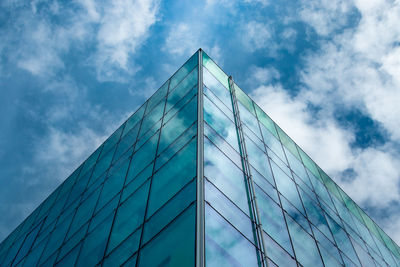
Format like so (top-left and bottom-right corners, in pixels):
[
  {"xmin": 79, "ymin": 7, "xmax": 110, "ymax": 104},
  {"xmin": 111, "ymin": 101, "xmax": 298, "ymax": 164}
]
[{"xmin": 205, "ymin": 205, "xmax": 258, "ymax": 267}]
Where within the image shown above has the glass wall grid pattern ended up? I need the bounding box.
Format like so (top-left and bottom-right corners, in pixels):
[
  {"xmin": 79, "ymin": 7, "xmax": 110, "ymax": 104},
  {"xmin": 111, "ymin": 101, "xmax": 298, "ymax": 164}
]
[{"xmin": 1, "ymin": 49, "xmax": 399, "ymax": 267}]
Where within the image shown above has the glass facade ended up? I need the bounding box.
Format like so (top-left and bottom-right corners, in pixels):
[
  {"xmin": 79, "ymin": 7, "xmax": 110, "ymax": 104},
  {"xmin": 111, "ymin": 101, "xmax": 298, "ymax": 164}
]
[{"xmin": 0, "ymin": 49, "xmax": 399, "ymax": 267}]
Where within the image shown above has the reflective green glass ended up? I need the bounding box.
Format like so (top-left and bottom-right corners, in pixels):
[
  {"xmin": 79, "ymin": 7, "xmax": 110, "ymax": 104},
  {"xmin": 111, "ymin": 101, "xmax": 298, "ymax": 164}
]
[
  {"xmin": 147, "ymin": 138, "xmax": 196, "ymax": 217},
  {"xmin": 103, "ymin": 228, "xmax": 141, "ymax": 267},
  {"xmin": 254, "ymin": 103, "xmax": 278, "ymax": 138},
  {"xmin": 122, "ymin": 163, "xmax": 153, "ymax": 202},
  {"xmin": 205, "ymin": 204, "xmax": 259, "ymax": 267},
  {"xmin": 129, "ymin": 133, "xmax": 158, "ymax": 178},
  {"xmin": 138, "ymin": 204, "xmax": 195, "ymax": 267},
  {"xmin": 203, "ymin": 66, "xmax": 232, "ymax": 111},
  {"xmin": 75, "ymin": 213, "xmax": 114, "ymax": 267},
  {"xmin": 276, "ymin": 126, "xmax": 300, "ymax": 160},
  {"xmin": 158, "ymin": 95, "xmax": 196, "ymax": 153},
  {"xmin": 108, "ymin": 180, "xmax": 150, "ymax": 252},
  {"xmin": 167, "ymin": 67, "xmax": 198, "ymax": 112},
  {"xmin": 203, "ymin": 52, "xmax": 229, "ymax": 89},
  {"xmin": 142, "ymin": 180, "xmax": 195, "ymax": 244},
  {"xmin": 170, "ymin": 52, "xmax": 198, "ymax": 90},
  {"xmin": 123, "ymin": 102, "xmax": 146, "ymax": 138}
]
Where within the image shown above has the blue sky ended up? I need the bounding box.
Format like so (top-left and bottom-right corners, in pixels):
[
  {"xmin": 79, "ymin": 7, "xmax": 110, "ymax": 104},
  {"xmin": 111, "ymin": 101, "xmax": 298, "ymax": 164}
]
[{"xmin": 0, "ymin": 0, "xmax": 400, "ymax": 244}]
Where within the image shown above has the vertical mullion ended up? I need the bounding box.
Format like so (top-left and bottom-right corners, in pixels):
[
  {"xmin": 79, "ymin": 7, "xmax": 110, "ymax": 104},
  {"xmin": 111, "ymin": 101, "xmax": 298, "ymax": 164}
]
[
  {"xmin": 228, "ymin": 76, "xmax": 269, "ymax": 267},
  {"xmin": 196, "ymin": 48, "xmax": 205, "ymax": 267}
]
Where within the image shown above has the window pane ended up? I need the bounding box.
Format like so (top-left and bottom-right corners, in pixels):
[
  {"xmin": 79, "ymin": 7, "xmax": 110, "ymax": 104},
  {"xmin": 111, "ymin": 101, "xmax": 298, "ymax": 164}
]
[
  {"xmin": 167, "ymin": 67, "xmax": 198, "ymax": 112},
  {"xmin": 205, "ymin": 204, "xmax": 259, "ymax": 267},
  {"xmin": 204, "ymin": 139, "xmax": 249, "ymax": 215},
  {"xmin": 138, "ymin": 204, "xmax": 195, "ymax": 267},
  {"xmin": 147, "ymin": 139, "xmax": 196, "ymax": 217},
  {"xmin": 285, "ymin": 214, "xmax": 324, "ymax": 267},
  {"xmin": 108, "ymin": 180, "xmax": 150, "ymax": 253}
]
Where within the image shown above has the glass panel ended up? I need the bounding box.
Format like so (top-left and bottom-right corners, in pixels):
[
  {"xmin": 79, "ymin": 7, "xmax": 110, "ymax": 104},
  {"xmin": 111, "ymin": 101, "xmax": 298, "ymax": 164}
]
[
  {"xmin": 254, "ymin": 103, "xmax": 278, "ymax": 139},
  {"xmin": 163, "ymin": 85, "xmax": 197, "ymax": 124},
  {"xmin": 285, "ymin": 214, "xmax": 324, "ymax": 267},
  {"xmin": 170, "ymin": 52, "xmax": 198, "ymax": 90},
  {"xmin": 137, "ymin": 100, "xmax": 164, "ymax": 140},
  {"xmin": 75, "ymin": 213, "xmax": 114, "ymax": 267},
  {"xmin": 203, "ymin": 66, "xmax": 232, "ymax": 111},
  {"xmin": 147, "ymin": 138, "xmax": 196, "ymax": 217},
  {"xmin": 263, "ymin": 232, "xmax": 296, "ymax": 267},
  {"xmin": 167, "ymin": 67, "xmax": 198, "ymax": 112},
  {"xmin": 204, "ymin": 85, "xmax": 234, "ymax": 123},
  {"xmin": 122, "ymin": 102, "xmax": 146, "ymax": 138},
  {"xmin": 205, "ymin": 179, "xmax": 255, "ymax": 242},
  {"xmin": 204, "ymin": 95, "xmax": 239, "ymax": 153},
  {"xmin": 204, "ymin": 139, "xmax": 249, "ymax": 215},
  {"xmin": 254, "ymin": 185, "xmax": 293, "ymax": 255},
  {"xmin": 145, "ymin": 81, "xmax": 168, "ymax": 115},
  {"xmin": 103, "ymin": 228, "xmax": 141, "ymax": 267},
  {"xmin": 238, "ymin": 101, "xmax": 261, "ymax": 138},
  {"xmin": 137, "ymin": 204, "xmax": 195, "ymax": 267},
  {"xmin": 158, "ymin": 96, "xmax": 196, "ymax": 153},
  {"xmin": 142, "ymin": 180, "xmax": 195, "ymax": 245},
  {"xmin": 205, "ymin": 204, "xmax": 259, "ymax": 267},
  {"xmin": 203, "ymin": 52, "xmax": 229, "ymax": 89},
  {"xmin": 108, "ymin": 180, "xmax": 150, "ymax": 252},
  {"xmin": 129, "ymin": 133, "xmax": 158, "ymax": 178}
]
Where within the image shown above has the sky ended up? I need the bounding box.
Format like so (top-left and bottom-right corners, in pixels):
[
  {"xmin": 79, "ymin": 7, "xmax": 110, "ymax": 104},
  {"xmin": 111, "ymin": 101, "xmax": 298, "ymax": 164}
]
[{"xmin": 0, "ymin": 0, "xmax": 399, "ymax": 245}]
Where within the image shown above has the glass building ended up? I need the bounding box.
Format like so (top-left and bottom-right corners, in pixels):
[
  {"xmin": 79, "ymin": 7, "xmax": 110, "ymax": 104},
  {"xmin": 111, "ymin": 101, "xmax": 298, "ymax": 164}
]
[{"xmin": 0, "ymin": 49, "xmax": 399, "ymax": 267}]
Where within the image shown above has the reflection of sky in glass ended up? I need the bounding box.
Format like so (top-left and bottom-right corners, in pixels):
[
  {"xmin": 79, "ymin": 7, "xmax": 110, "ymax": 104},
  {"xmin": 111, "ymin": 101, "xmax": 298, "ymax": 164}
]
[{"xmin": 205, "ymin": 205, "xmax": 258, "ymax": 267}]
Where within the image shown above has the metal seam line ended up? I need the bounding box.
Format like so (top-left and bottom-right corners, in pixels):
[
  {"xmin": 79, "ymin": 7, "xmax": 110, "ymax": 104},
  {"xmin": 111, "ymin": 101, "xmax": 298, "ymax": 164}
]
[
  {"xmin": 196, "ymin": 48, "xmax": 205, "ymax": 267},
  {"xmin": 228, "ymin": 76, "xmax": 269, "ymax": 267}
]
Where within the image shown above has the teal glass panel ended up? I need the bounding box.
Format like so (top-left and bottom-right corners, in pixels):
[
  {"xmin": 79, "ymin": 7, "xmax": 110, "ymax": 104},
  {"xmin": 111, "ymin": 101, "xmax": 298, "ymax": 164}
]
[
  {"xmin": 66, "ymin": 187, "xmax": 100, "ymax": 239},
  {"xmin": 92, "ymin": 145, "xmax": 115, "ymax": 181},
  {"xmin": 113, "ymin": 121, "xmax": 140, "ymax": 162},
  {"xmin": 318, "ymin": 243, "xmax": 343, "ymax": 267},
  {"xmin": 204, "ymin": 95, "xmax": 239, "ymax": 153},
  {"xmin": 108, "ymin": 180, "xmax": 150, "ymax": 253},
  {"xmin": 205, "ymin": 179, "xmax": 255, "ymax": 242},
  {"xmin": 252, "ymin": 171, "xmax": 279, "ymax": 204},
  {"xmin": 142, "ymin": 180, "xmax": 195, "ymax": 244},
  {"xmin": 205, "ymin": 204, "xmax": 259, "ymax": 267},
  {"xmin": 138, "ymin": 204, "xmax": 195, "ymax": 267},
  {"xmin": 101, "ymin": 125, "xmax": 123, "ymax": 159},
  {"xmin": 254, "ymin": 185, "xmax": 293, "ymax": 255},
  {"xmin": 75, "ymin": 213, "xmax": 114, "ymax": 267},
  {"xmin": 276, "ymin": 126, "xmax": 300, "ymax": 160},
  {"xmin": 204, "ymin": 138, "xmax": 249, "ymax": 215},
  {"xmin": 147, "ymin": 138, "xmax": 196, "ymax": 217},
  {"xmin": 166, "ymin": 67, "xmax": 198, "ymax": 112},
  {"xmin": 103, "ymin": 228, "xmax": 141, "ymax": 267},
  {"xmin": 123, "ymin": 102, "xmax": 146, "ymax": 138},
  {"xmin": 281, "ymin": 196, "xmax": 311, "ymax": 234},
  {"xmin": 163, "ymin": 84, "xmax": 197, "ymax": 124},
  {"xmin": 156, "ymin": 122, "xmax": 196, "ymax": 170},
  {"xmin": 234, "ymin": 83, "xmax": 255, "ymax": 115},
  {"xmin": 203, "ymin": 52, "xmax": 229, "ymax": 89},
  {"xmin": 169, "ymin": 52, "xmax": 198, "ymax": 90},
  {"xmin": 129, "ymin": 133, "xmax": 158, "ymax": 178},
  {"xmin": 285, "ymin": 214, "xmax": 324, "ymax": 267},
  {"xmin": 96, "ymin": 158, "xmax": 129, "ymax": 211},
  {"xmin": 122, "ymin": 163, "xmax": 153, "ymax": 203},
  {"xmin": 285, "ymin": 148, "xmax": 309, "ymax": 184},
  {"xmin": 80, "ymin": 147, "xmax": 102, "ymax": 178},
  {"xmin": 254, "ymin": 103, "xmax": 278, "ymax": 138},
  {"xmin": 137, "ymin": 99, "xmax": 164, "ymax": 140},
  {"xmin": 158, "ymin": 95, "xmax": 196, "ymax": 153},
  {"xmin": 145, "ymin": 81, "xmax": 168, "ymax": 116},
  {"xmin": 263, "ymin": 232, "xmax": 296, "ymax": 267},
  {"xmin": 58, "ymin": 223, "xmax": 87, "ymax": 261},
  {"xmin": 55, "ymin": 242, "xmax": 81, "ymax": 266},
  {"xmin": 203, "ymin": 66, "xmax": 232, "ymax": 111},
  {"xmin": 245, "ymin": 136, "xmax": 272, "ymax": 180},
  {"xmin": 89, "ymin": 194, "xmax": 118, "ymax": 233}
]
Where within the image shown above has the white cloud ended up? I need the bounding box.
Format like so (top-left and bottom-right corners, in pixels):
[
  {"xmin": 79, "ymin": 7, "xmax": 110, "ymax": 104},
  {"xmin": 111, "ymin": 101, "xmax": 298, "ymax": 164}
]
[
  {"xmin": 299, "ymin": 0, "xmax": 354, "ymax": 36},
  {"xmin": 93, "ymin": 0, "xmax": 159, "ymax": 81},
  {"xmin": 242, "ymin": 21, "xmax": 274, "ymax": 52}
]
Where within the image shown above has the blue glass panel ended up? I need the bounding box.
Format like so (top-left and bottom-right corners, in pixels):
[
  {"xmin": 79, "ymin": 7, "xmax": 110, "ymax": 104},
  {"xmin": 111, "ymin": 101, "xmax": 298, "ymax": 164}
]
[
  {"xmin": 285, "ymin": 214, "xmax": 324, "ymax": 267},
  {"xmin": 203, "ymin": 66, "xmax": 232, "ymax": 112},
  {"xmin": 205, "ymin": 204, "xmax": 259, "ymax": 267},
  {"xmin": 204, "ymin": 139, "xmax": 249, "ymax": 215},
  {"xmin": 169, "ymin": 52, "xmax": 198, "ymax": 90},
  {"xmin": 263, "ymin": 232, "xmax": 296, "ymax": 267}
]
